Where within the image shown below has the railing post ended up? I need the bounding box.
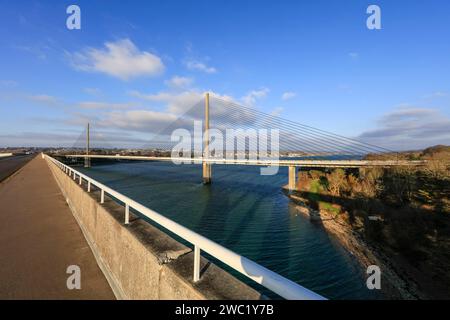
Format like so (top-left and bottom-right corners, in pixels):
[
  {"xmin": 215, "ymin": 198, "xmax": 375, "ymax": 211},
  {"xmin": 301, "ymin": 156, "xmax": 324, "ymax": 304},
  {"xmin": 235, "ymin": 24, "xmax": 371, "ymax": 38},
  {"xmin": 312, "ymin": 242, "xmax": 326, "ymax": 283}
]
[
  {"xmin": 87, "ymin": 181, "xmax": 91, "ymax": 192},
  {"xmin": 193, "ymin": 245, "xmax": 200, "ymax": 282},
  {"xmin": 101, "ymin": 189, "xmax": 104, "ymax": 204},
  {"xmin": 79, "ymin": 175, "xmax": 82, "ymax": 185},
  {"xmin": 73, "ymin": 172, "xmax": 76, "ymax": 180},
  {"xmin": 125, "ymin": 204, "xmax": 130, "ymax": 224}
]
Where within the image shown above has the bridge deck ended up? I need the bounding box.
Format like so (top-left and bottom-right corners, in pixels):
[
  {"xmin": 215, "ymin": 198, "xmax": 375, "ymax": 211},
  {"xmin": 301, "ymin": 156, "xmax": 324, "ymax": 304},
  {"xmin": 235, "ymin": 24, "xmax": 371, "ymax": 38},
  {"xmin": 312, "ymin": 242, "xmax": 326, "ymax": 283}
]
[
  {"xmin": 65, "ymin": 154, "xmax": 425, "ymax": 168},
  {"xmin": 0, "ymin": 156, "xmax": 114, "ymax": 299}
]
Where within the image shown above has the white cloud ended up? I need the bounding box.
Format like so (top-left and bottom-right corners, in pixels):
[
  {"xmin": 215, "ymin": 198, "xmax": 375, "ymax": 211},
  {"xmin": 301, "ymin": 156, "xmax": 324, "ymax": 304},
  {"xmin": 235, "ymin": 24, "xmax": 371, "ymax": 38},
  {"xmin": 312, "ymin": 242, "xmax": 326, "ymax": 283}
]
[
  {"xmin": 28, "ymin": 93, "xmax": 134, "ymax": 112},
  {"xmin": 423, "ymin": 91, "xmax": 448, "ymax": 99},
  {"xmin": 164, "ymin": 76, "xmax": 194, "ymax": 89},
  {"xmin": 77, "ymin": 101, "xmax": 134, "ymax": 110},
  {"xmin": 0, "ymin": 131, "xmax": 148, "ymax": 148},
  {"xmin": 83, "ymin": 88, "xmax": 102, "ymax": 96},
  {"xmin": 358, "ymin": 106, "xmax": 450, "ymax": 150},
  {"xmin": 29, "ymin": 94, "xmax": 59, "ymax": 105},
  {"xmin": 270, "ymin": 106, "xmax": 284, "ymax": 116},
  {"xmin": 281, "ymin": 91, "xmax": 296, "ymax": 101},
  {"xmin": 127, "ymin": 89, "xmax": 249, "ymax": 126},
  {"xmin": 69, "ymin": 39, "xmax": 165, "ymax": 80},
  {"xmin": 242, "ymin": 88, "xmax": 269, "ymax": 106},
  {"xmin": 185, "ymin": 60, "xmax": 217, "ymax": 74},
  {"xmin": 14, "ymin": 44, "xmax": 48, "ymax": 60},
  {"xmin": 99, "ymin": 110, "xmax": 181, "ymax": 132},
  {"xmin": 128, "ymin": 90, "xmax": 208, "ymax": 116},
  {"xmin": 0, "ymin": 80, "xmax": 18, "ymax": 87},
  {"xmin": 337, "ymin": 84, "xmax": 352, "ymax": 93}
]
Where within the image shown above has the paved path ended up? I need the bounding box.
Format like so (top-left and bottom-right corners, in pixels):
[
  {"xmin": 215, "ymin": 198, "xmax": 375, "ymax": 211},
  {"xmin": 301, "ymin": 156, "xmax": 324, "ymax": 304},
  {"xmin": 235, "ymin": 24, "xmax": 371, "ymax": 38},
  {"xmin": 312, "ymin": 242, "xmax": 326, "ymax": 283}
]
[
  {"xmin": 0, "ymin": 156, "xmax": 115, "ymax": 299},
  {"xmin": 0, "ymin": 154, "xmax": 35, "ymax": 182}
]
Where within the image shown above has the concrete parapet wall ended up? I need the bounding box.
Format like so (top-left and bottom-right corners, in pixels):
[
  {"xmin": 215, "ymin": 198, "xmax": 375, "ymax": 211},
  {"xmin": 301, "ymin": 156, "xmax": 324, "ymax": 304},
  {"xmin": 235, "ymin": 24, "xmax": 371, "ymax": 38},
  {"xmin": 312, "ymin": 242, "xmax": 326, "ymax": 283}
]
[{"xmin": 46, "ymin": 159, "xmax": 261, "ymax": 300}]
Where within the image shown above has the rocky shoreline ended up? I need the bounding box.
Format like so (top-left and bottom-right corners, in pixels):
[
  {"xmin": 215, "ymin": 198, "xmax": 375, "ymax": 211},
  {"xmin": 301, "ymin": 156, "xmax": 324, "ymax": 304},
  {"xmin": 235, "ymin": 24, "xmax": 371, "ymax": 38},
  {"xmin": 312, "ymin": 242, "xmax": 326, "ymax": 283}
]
[{"xmin": 284, "ymin": 189, "xmax": 426, "ymax": 300}]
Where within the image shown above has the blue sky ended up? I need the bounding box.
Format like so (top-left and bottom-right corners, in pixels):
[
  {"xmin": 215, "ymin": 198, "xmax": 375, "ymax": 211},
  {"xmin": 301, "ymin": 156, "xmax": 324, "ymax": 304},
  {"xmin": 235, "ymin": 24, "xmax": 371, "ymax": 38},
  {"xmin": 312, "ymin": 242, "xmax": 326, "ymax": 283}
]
[{"xmin": 0, "ymin": 0, "xmax": 449, "ymax": 150}]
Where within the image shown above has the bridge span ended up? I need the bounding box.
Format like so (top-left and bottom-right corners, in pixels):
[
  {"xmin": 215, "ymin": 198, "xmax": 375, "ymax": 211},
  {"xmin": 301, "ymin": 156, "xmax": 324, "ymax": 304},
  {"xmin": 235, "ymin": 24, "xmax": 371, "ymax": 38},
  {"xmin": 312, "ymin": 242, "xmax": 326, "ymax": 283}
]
[
  {"xmin": 65, "ymin": 154, "xmax": 425, "ymax": 168},
  {"xmin": 64, "ymin": 93, "xmax": 427, "ymax": 192},
  {"xmin": 64, "ymin": 154, "xmax": 426, "ymax": 192}
]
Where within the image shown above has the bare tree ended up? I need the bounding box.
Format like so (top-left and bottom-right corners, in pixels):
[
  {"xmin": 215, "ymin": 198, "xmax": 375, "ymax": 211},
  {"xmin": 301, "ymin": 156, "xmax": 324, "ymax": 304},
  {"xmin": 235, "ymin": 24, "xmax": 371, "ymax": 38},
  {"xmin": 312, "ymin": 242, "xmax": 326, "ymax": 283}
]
[{"xmin": 327, "ymin": 169, "xmax": 346, "ymax": 197}]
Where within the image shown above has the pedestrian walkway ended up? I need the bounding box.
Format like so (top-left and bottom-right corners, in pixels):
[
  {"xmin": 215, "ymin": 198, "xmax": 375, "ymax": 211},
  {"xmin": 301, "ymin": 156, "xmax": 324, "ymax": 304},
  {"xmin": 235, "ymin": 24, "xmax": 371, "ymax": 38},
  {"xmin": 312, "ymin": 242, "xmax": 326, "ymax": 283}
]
[{"xmin": 0, "ymin": 156, "xmax": 114, "ymax": 299}]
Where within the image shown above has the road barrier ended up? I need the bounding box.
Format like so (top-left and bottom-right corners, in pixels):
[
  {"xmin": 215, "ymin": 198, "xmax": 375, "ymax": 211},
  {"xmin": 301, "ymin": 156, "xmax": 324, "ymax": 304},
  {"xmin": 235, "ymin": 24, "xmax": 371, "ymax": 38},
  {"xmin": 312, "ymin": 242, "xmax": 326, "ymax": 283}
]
[{"xmin": 45, "ymin": 154, "xmax": 326, "ymax": 300}]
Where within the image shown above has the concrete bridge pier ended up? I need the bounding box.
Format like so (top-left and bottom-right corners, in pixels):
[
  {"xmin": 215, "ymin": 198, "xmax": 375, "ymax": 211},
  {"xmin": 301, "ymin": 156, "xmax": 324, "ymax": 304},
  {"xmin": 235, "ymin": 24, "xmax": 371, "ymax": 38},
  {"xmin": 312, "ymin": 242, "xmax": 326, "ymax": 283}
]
[
  {"xmin": 84, "ymin": 123, "xmax": 91, "ymax": 168},
  {"xmin": 203, "ymin": 163, "xmax": 211, "ymax": 184},
  {"xmin": 359, "ymin": 167, "xmax": 366, "ymax": 178},
  {"xmin": 288, "ymin": 166, "xmax": 297, "ymax": 193},
  {"xmin": 202, "ymin": 93, "xmax": 211, "ymax": 184},
  {"xmin": 84, "ymin": 157, "xmax": 91, "ymax": 168}
]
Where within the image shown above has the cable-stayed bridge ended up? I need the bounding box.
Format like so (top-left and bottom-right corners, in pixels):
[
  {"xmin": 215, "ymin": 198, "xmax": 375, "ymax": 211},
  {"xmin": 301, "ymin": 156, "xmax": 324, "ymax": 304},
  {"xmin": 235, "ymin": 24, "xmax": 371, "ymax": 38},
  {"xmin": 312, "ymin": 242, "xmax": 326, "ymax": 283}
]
[
  {"xmin": 33, "ymin": 94, "xmax": 430, "ymax": 300},
  {"xmin": 63, "ymin": 93, "xmax": 426, "ymax": 191}
]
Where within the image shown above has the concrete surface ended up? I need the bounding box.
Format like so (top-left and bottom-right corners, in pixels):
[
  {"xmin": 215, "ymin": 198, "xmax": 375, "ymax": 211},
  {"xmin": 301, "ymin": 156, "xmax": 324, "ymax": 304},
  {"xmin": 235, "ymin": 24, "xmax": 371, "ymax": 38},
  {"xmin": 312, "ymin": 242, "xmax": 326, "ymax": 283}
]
[
  {"xmin": 0, "ymin": 156, "xmax": 115, "ymax": 299},
  {"xmin": 47, "ymin": 157, "xmax": 262, "ymax": 300}
]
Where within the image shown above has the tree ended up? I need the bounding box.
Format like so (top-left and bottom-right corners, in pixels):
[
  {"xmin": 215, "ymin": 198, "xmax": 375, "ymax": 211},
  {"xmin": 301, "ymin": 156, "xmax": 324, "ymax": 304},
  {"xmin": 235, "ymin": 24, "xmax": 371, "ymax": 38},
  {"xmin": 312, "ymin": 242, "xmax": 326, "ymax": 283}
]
[{"xmin": 327, "ymin": 169, "xmax": 347, "ymax": 197}]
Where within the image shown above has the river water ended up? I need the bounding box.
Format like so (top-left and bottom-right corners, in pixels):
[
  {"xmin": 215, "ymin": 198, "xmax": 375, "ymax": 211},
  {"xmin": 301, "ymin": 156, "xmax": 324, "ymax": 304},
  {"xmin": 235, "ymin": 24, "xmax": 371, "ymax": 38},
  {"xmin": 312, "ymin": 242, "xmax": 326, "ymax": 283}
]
[{"xmin": 75, "ymin": 160, "xmax": 381, "ymax": 300}]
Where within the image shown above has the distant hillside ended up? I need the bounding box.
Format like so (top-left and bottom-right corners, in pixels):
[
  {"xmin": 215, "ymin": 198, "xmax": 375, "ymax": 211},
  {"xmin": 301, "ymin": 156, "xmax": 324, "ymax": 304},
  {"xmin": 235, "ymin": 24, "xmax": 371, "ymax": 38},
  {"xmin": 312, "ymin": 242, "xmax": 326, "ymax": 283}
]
[
  {"xmin": 365, "ymin": 145, "xmax": 450, "ymax": 161},
  {"xmin": 421, "ymin": 145, "xmax": 450, "ymax": 159}
]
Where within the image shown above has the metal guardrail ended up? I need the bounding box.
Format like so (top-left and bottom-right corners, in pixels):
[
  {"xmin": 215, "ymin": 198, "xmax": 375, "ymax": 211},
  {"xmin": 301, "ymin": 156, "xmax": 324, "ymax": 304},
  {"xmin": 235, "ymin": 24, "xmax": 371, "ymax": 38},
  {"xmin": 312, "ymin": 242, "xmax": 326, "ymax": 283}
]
[{"xmin": 44, "ymin": 154, "xmax": 326, "ymax": 300}]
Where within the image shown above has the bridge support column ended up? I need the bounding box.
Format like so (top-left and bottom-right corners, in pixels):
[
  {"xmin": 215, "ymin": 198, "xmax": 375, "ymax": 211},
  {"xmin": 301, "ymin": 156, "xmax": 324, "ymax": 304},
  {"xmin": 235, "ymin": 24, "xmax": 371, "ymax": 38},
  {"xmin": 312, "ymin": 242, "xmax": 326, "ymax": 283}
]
[
  {"xmin": 288, "ymin": 166, "xmax": 297, "ymax": 193},
  {"xmin": 84, "ymin": 122, "xmax": 91, "ymax": 168},
  {"xmin": 202, "ymin": 93, "xmax": 212, "ymax": 184},
  {"xmin": 359, "ymin": 167, "xmax": 366, "ymax": 179},
  {"xmin": 203, "ymin": 163, "xmax": 211, "ymax": 184}
]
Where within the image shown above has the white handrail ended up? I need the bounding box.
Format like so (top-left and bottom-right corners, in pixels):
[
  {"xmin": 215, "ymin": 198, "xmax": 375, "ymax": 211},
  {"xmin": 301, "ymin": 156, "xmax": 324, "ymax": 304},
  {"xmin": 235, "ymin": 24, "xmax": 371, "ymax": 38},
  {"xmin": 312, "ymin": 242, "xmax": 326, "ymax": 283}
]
[{"xmin": 45, "ymin": 154, "xmax": 326, "ymax": 300}]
